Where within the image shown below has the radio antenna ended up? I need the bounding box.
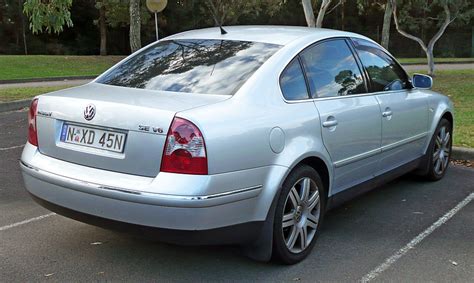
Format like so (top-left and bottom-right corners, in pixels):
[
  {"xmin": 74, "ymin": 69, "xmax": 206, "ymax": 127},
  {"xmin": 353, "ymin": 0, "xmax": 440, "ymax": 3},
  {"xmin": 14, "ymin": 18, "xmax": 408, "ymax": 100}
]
[{"xmin": 207, "ymin": 0, "xmax": 228, "ymax": 35}]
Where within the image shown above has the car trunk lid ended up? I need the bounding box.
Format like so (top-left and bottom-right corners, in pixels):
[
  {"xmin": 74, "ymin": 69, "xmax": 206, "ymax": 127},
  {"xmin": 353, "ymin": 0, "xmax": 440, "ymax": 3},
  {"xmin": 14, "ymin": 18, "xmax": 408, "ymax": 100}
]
[{"xmin": 35, "ymin": 83, "xmax": 228, "ymax": 177}]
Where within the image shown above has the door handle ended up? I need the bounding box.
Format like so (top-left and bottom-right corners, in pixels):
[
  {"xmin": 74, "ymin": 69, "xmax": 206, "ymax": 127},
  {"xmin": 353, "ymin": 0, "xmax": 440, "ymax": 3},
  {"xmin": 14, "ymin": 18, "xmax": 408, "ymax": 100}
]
[
  {"xmin": 322, "ymin": 120, "xmax": 338, "ymax": 128},
  {"xmin": 382, "ymin": 110, "xmax": 393, "ymax": 117}
]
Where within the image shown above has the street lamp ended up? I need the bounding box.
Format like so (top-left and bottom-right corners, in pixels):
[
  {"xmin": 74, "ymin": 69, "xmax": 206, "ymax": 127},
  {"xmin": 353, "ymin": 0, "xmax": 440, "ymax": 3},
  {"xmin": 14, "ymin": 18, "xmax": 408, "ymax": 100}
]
[{"xmin": 146, "ymin": 0, "xmax": 168, "ymax": 41}]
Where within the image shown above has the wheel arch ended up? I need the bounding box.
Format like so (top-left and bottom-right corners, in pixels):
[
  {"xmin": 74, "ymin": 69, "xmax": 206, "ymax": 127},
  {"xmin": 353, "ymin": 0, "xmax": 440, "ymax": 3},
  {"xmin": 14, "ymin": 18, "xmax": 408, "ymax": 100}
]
[{"xmin": 278, "ymin": 154, "xmax": 333, "ymax": 204}]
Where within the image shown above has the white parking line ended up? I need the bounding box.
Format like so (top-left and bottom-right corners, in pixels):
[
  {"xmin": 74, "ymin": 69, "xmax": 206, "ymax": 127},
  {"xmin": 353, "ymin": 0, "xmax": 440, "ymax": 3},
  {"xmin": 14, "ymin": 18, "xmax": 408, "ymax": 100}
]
[
  {"xmin": 0, "ymin": 145, "xmax": 24, "ymax": 151},
  {"xmin": 361, "ymin": 192, "xmax": 474, "ymax": 282},
  {"xmin": 0, "ymin": 213, "xmax": 56, "ymax": 232}
]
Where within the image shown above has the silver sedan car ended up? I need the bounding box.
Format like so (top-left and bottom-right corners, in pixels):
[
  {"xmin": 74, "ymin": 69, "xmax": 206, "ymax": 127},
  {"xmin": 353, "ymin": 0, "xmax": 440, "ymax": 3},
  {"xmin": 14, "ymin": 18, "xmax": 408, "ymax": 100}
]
[{"xmin": 21, "ymin": 26, "xmax": 453, "ymax": 264}]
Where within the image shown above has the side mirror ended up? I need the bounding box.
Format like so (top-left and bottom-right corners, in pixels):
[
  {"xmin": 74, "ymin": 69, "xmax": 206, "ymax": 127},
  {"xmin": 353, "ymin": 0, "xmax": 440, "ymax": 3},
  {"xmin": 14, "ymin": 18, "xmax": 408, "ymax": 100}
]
[{"xmin": 412, "ymin": 74, "xmax": 433, "ymax": 89}]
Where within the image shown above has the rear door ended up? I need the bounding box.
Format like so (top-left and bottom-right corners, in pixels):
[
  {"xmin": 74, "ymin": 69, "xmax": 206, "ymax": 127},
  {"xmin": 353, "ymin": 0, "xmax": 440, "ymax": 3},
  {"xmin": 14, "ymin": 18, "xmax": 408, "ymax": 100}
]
[
  {"xmin": 351, "ymin": 38, "xmax": 429, "ymax": 173},
  {"xmin": 300, "ymin": 39, "xmax": 382, "ymax": 194}
]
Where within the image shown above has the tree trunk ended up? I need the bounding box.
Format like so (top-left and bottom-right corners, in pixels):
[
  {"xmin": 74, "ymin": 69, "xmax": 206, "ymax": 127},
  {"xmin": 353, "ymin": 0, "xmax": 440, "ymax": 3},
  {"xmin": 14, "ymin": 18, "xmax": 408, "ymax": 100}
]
[
  {"xmin": 302, "ymin": 0, "xmax": 315, "ymax": 27},
  {"xmin": 316, "ymin": 0, "xmax": 332, "ymax": 28},
  {"xmin": 129, "ymin": 0, "xmax": 141, "ymax": 53},
  {"xmin": 426, "ymin": 48, "xmax": 435, "ymax": 76},
  {"xmin": 381, "ymin": 1, "xmax": 392, "ymax": 49},
  {"xmin": 99, "ymin": 4, "xmax": 107, "ymax": 56},
  {"xmin": 341, "ymin": 0, "xmax": 345, "ymax": 30},
  {"xmin": 19, "ymin": 0, "xmax": 28, "ymax": 55}
]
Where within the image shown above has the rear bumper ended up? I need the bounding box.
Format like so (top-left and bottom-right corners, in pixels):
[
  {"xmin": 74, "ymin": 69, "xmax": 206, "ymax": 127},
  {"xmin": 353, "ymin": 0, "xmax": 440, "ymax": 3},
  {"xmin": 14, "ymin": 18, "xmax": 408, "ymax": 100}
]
[
  {"xmin": 20, "ymin": 143, "xmax": 289, "ymax": 240},
  {"xmin": 29, "ymin": 193, "xmax": 263, "ymax": 245}
]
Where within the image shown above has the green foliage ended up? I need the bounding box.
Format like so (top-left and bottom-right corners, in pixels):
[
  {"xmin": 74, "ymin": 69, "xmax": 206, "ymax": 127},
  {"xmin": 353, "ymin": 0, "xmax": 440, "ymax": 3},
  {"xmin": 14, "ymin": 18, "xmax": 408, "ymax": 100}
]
[
  {"xmin": 94, "ymin": 0, "xmax": 150, "ymax": 28},
  {"xmin": 23, "ymin": 0, "xmax": 73, "ymax": 34},
  {"xmin": 394, "ymin": 0, "xmax": 473, "ymax": 32}
]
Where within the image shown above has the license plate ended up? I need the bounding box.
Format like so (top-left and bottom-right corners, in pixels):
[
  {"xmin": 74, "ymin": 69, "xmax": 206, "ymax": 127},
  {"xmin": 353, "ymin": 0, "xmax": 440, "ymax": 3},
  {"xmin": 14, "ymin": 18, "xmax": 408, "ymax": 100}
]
[{"xmin": 60, "ymin": 123, "xmax": 127, "ymax": 153}]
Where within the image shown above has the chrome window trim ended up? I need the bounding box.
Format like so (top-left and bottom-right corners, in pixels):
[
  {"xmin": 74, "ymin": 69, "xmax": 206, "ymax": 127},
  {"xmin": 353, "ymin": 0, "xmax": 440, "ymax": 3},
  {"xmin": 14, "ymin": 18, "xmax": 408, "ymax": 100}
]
[{"xmin": 282, "ymin": 89, "xmax": 408, "ymax": 104}]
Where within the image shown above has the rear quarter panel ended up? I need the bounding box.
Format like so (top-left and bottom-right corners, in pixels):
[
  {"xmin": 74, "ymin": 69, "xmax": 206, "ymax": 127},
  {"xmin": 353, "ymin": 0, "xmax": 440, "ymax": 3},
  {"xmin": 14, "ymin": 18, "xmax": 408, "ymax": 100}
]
[{"xmin": 178, "ymin": 44, "xmax": 334, "ymax": 194}]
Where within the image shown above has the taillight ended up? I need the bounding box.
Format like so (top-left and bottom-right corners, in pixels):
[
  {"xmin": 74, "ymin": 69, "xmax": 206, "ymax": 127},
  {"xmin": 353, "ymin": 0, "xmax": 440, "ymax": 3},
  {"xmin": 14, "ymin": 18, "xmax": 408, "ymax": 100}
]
[
  {"xmin": 161, "ymin": 117, "xmax": 208, "ymax": 175},
  {"xmin": 28, "ymin": 98, "xmax": 39, "ymax": 146}
]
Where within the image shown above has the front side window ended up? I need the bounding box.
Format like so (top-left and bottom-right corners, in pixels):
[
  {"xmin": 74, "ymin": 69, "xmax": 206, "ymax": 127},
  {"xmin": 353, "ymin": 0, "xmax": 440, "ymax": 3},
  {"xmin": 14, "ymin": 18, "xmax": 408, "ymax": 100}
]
[
  {"xmin": 352, "ymin": 38, "xmax": 409, "ymax": 92},
  {"xmin": 97, "ymin": 39, "xmax": 281, "ymax": 95},
  {"xmin": 300, "ymin": 39, "xmax": 366, "ymax": 98},
  {"xmin": 280, "ymin": 59, "xmax": 309, "ymax": 101}
]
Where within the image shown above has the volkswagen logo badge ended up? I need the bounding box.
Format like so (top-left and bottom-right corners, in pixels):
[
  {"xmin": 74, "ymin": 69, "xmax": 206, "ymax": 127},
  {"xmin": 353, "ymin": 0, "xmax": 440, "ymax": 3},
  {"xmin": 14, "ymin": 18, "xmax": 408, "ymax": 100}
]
[{"xmin": 84, "ymin": 104, "xmax": 96, "ymax": 121}]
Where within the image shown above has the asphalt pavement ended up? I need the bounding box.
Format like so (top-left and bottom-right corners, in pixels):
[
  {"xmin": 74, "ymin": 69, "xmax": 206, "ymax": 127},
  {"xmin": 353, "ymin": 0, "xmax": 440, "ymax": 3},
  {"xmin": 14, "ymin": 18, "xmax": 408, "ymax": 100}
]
[{"xmin": 1, "ymin": 109, "xmax": 473, "ymax": 282}]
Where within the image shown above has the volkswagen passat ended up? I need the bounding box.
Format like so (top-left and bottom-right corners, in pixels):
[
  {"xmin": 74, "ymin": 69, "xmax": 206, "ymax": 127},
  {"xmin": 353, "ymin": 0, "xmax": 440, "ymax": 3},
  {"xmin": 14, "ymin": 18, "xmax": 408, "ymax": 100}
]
[{"xmin": 21, "ymin": 26, "xmax": 453, "ymax": 264}]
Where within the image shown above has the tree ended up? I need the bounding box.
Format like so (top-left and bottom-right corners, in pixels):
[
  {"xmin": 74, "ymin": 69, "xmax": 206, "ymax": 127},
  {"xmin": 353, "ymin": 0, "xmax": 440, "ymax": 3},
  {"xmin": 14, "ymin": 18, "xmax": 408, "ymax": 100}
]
[
  {"xmin": 390, "ymin": 0, "xmax": 473, "ymax": 76},
  {"xmin": 23, "ymin": 0, "xmax": 73, "ymax": 34},
  {"xmin": 129, "ymin": 0, "xmax": 141, "ymax": 52},
  {"xmin": 381, "ymin": 0, "xmax": 392, "ymax": 49},
  {"xmin": 302, "ymin": 0, "xmax": 343, "ymax": 28},
  {"xmin": 357, "ymin": 0, "xmax": 392, "ymax": 49},
  {"xmin": 96, "ymin": 1, "xmax": 107, "ymax": 55}
]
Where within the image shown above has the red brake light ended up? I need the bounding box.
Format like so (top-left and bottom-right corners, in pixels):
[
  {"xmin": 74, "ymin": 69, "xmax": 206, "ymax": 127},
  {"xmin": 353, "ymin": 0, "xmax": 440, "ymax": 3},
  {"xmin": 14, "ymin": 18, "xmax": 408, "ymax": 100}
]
[
  {"xmin": 28, "ymin": 98, "xmax": 39, "ymax": 146},
  {"xmin": 161, "ymin": 117, "xmax": 208, "ymax": 175}
]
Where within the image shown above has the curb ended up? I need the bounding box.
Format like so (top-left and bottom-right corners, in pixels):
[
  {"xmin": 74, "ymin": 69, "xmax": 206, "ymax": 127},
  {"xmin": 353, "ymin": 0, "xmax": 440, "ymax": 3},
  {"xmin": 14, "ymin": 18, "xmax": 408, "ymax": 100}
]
[
  {"xmin": 401, "ymin": 61, "xmax": 474, "ymax": 66},
  {"xmin": 452, "ymin": 146, "xmax": 474, "ymax": 161},
  {"xmin": 0, "ymin": 76, "xmax": 96, "ymax": 85},
  {"xmin": 0, "ymin": 99, "xmax": 31, "ymax": 113}
]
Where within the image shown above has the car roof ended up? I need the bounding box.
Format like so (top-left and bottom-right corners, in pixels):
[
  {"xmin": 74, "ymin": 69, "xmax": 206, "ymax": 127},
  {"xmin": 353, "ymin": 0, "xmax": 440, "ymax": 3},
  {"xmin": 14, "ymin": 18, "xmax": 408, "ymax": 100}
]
[{"xmin": 164, "ymin": 25, "xmax": 369, "ymax": 46}]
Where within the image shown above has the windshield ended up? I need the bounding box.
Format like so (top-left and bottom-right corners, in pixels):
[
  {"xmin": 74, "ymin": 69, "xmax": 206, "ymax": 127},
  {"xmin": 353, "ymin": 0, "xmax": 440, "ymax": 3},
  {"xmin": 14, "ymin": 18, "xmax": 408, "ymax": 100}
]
[{"xmin": 97, "ymin": 39, "xmax": 281, "ymax": 95}]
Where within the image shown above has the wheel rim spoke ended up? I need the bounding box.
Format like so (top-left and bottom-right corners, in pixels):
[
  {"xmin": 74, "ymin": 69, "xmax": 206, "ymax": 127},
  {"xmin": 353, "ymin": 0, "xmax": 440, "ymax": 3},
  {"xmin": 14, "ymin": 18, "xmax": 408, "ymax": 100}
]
[
  {"xmin": 308, "ymin": 190, "xmax": 320, "ymax": 211},
  {"xmin": 286, "ymin": 226, "xmax": 299, "ymax": 250},
  {"xmin": 300, "ymin": 178, "xmax": 311, "ymax": 202},
  {"xmin": 435, "ymin": 158, "xmax": 442, "ymax": 174},
  {"xmin": 301, "ymin": 226, "xmax": 308, "ymax": 250},
  {"xmin": 282, "ymin": 213, "xmax": 295, "ymax": 228},
  {"xmin": 443, "ymin": 132, "xmax": 450, "ymax": 146},
  {"xmin": 307, "ymin": 213, "xmax": 318, "ymax": 228},
  {"xmin": 440, "ymin": 127, "xmax": 446, "ymax": 141},
  {"xmin": 289, "ymin": 187, "xmax": 300, "ymax": 207},
  {"xmin": 435, "ymin": 136, "xmax": 442, "ymax": 148}
]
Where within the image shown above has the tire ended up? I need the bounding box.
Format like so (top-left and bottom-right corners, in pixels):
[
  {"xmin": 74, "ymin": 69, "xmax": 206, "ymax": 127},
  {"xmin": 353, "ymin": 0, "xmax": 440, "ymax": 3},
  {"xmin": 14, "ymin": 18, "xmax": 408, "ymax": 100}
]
[
  {"xmin": 272, "ymin": 165, "xmax": 326, "ymax": 264},
  {"xmin": 421, "ymin": 118, "xmax": 452, "ymax": 181}
]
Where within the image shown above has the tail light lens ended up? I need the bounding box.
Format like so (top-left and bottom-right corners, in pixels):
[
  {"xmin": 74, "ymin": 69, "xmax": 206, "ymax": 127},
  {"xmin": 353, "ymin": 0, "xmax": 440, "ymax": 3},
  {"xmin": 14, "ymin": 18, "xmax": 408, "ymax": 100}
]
[
  {"xmin": 161, "ymin": 117, "xmax": 208, "ymax": 175},
  {"xmin": 28, "ymin": 98, "xmax": 39, "ymax": 146}
]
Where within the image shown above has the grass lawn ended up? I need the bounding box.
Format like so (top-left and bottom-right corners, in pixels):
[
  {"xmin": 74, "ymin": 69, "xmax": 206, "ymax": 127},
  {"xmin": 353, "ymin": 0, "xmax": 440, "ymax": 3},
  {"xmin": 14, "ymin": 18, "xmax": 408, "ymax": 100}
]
[
  {"xmin": 0, "ymin": 55, "xmax": 124, "ymax": 80},
  {"xmin": 0, "ymin": 85, "xmax": 75, "ymax": 102},
  {"xmin": 427, "ymin": 69, "xmax": 474, "ymax": 148},
  {"xmin": 399, "ymin": 58, "xmax": 474, "ymax": 64}
]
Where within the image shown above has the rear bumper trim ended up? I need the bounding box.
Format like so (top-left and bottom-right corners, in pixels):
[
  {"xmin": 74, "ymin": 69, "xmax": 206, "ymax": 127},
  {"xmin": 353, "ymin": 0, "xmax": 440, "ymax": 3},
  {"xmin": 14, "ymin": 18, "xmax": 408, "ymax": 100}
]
[
  {"xmin": 20, "ymin": 161, "xmax": 262, "ymax": 208},
  {"xmin": 29, "ymin": 193, "xmax": 264, "ymax": 245}
]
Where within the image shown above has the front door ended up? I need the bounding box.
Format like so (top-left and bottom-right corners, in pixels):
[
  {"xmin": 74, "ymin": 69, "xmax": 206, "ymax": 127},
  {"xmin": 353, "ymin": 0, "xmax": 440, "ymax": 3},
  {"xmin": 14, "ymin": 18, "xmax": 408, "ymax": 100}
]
[{"xmin": 351, "ymin": 38, "xmax": 429, "ymax": 173}]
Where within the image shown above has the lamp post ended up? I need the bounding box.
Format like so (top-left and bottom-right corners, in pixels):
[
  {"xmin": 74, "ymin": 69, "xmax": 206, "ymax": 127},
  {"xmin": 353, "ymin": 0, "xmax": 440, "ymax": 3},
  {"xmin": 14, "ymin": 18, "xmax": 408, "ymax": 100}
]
[{"xmin": 146, "ymin": 0, "xmax": 168, "ymax": 41}]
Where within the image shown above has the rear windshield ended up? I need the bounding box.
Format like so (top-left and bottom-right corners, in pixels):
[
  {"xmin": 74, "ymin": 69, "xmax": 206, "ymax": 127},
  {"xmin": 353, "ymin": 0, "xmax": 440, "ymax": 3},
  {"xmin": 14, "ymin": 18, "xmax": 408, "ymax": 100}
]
[{"xmin": 97, "ymin": 39, "xmax": 281, "ymax": 95}]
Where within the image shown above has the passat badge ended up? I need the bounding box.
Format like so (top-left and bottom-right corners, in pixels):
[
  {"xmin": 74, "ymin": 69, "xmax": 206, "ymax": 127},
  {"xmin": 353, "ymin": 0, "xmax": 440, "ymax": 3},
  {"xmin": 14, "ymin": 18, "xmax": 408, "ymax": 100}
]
[{"xmin": 84, "ymin": 104, "xmax": 96, "ymax": 121}]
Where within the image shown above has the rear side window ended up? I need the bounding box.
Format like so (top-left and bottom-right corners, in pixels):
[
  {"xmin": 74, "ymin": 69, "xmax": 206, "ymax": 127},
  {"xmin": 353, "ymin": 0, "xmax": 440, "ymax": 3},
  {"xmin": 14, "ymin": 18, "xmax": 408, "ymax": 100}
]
[
  {"xmin": 300, "ymin": 39, "xmax": 366, "ymax": 98},
  {"xmin": 97, "ymin": 39, "xmax": 281, "ymax": 95},
  {"xmin": 280, "ymin": 59, "xmax": 310, "ymax": 101},
  {"xmin": 352, "ymin": 38, "xmax": 409, "ymax": 92}
]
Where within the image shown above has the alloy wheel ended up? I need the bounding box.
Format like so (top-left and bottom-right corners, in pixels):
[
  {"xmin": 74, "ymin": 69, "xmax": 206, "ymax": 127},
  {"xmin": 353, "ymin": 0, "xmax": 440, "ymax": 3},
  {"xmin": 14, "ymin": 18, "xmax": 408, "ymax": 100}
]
[
  {"xmin": 433, "ymin": 125, "xmax": 451, "ymax": 175},
  {"xmin": 282, "ymin": 177, "xmax": 321, "ymax": 253}
]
